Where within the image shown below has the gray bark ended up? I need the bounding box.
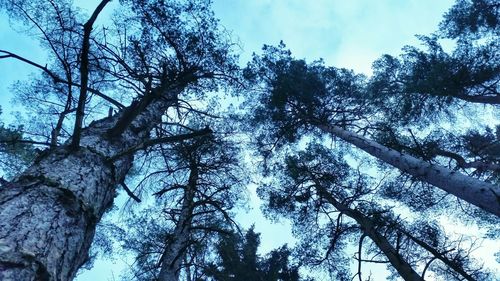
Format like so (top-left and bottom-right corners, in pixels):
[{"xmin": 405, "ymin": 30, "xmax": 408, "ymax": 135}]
[
  {"xmin": 318, "ymin": 188, "xmax": 423, "ymax": 281},
  {"xmin": 316, "ymin": 124, "xmax": 500, "ymax": 216},
  {"xmin": 0, "ymin": 87, "xmax": 182, "ymax": 281},
  {"xmin": 158, "ymin": 162, "xmax": 198, "ymax": 281}
]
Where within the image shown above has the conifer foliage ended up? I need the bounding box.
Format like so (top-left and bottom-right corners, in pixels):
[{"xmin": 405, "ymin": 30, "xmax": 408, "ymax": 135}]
[{"xmin": 0, "ymin": 0, "xmax": 497, "ymax": 280}]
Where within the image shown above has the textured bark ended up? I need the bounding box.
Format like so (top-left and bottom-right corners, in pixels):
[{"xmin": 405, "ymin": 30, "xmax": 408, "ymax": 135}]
[
  {"xmin": 316, "ymin": 124, "xmax": 500, "ymax": 216},
  {"xmin": 318, "ymin": 189, "xmax": 423, "ymax": 281},
  {"xmin": 158, "ymin": 163, "xmax": 198, "ymax": 281},
  {"xmin": 0, "ymin": 87, "xmax": 182, "ymax": 281}
]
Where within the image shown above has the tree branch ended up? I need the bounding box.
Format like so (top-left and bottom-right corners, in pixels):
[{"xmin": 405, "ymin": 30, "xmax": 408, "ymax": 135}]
[
  {"xmin": 398, "ymin": 228, "xmax": 476, "ymax": 281},
  {"xmin": 70, "ymin": 0, "xmax": 111, "ymax": 150},
  {"xmin": 110, "ymin": 127, "xmax": 212, "ymax": 161},
  {"xmin": 434, "ymin": 148, "xmax": 500, "ymax": 172},
  {"xmin": 0, "ymin": 49, "xmax": 124, "ymax": 109},
  {"xmin": 120, "ymin": 182, "xmax": 141, "ymax": 203}
]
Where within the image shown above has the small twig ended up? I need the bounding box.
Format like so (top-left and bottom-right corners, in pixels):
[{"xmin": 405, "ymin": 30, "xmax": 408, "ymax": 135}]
[
  {"xmin": 0, "ymin": 50, "xmax": 124, "ymax": 109},
  {"xmin": 120, "ymin": 182, "xmax": 141, "ymax": 203},
  {"xmin": 407, "ymin": 129, "xmax": 428, "ymax": 161}
]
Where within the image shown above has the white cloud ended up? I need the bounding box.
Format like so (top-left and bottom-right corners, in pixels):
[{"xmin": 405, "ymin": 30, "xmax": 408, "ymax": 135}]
[{"xmin": 214, "ymin": 0, "xmax": 455, "ymax": 74}]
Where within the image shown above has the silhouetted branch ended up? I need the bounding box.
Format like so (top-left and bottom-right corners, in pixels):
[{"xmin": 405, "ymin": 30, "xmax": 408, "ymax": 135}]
[
  {"xmin": 0, "ymin": 50, "xmax": 124, "ymax": 109},
  {"xmin": 70, "ymin": 0, "xmax": 111, "ymax": 150},
  {"xmin": 0, "ymin": 139, "xmax": 51, "ymax": 147},
  {"xmin": 434, "ymin": 148, "xmax": 500, "ymax": 172},
  {"xmin": 110, "ymin": 127, "xmax": 212, "ymax": 161},
  {"xmin": 357, "ymin": 234, "xmax": 366, "ymax": 281},
  {"xmin": 121, "ymin": 181, "xmax": 141, "ymax": 203},
  {"xmin": 398, "ymin": 228, "xmax": 476, "ymax": 281}
]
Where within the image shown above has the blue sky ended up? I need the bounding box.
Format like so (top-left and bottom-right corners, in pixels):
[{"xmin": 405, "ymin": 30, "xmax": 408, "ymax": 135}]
[
  {"xmin": 1, "ymin": 0, "xmax": 475, "ymax": 280},
  {"xmin": 212, "ymin": 0, "xmax": 454, "ymax": 73}
]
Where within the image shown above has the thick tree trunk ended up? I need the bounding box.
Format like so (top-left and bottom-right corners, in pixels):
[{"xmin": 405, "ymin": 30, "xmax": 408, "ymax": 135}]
[
  {"xmin": 158, "ymin": 163, "xmax": 198, "ymax": 281},
  {"xmin": 318, "ymin": 189, "xmax": 423, "ymax": 281},
  {"xmin": 315, "ymin": 124, "xmax": 500, "ymax": 216},
  {"xmin": 0, "ymin": 88, "xmax": 182, "ymax": 281}
]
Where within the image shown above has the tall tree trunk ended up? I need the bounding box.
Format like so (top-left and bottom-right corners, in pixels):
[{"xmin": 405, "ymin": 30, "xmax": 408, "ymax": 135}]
[
  {"xmin": 317, "ymin": 188, "xmax": 424, "ymax": 281},
  {"xmin": 315, "ymin": 123, "xmax": 500, "ymax": 216},
  {"xmin": 158, "ymin": 163, "xmax": 198, "ymax": 281},
  {"xmin": 0, "ymin": 88, "xmax": 182, "ymax": 281}
]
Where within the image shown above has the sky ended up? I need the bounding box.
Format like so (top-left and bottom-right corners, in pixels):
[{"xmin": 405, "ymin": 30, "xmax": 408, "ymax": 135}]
[{"xmin": 1, "ymin": 0, "xmax": 484, "ymax": 280}]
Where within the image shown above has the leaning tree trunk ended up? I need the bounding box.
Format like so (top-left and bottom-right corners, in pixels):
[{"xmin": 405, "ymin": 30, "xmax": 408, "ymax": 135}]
[
  {"xmin": 398, "ymin": 228, "xmax": 476, "ymax": 281},
  {"xmin": 315, "ymin": 123, "xmax": 500, "ymax": 216},
  {"xmin": 318, "ymin": 188, "xmax": 424, "ymax": 281},
  {"xmin": 158, "ymin": 163, "xmax": 198, "ymax": 281},
  {"xmin": 0, "ymin": 88, "xmax": 182, "ymax": 281}
]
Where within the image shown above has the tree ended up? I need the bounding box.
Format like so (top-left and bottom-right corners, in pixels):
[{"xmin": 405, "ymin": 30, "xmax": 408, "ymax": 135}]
[
  {"xmin": 243, "ymin": 43, "xmax": 499, "ymax": 216},
  {"xmin": 0, "ymin": 0, "xmax": 497, "ymax": 280},
  {"xmin": 0, "ymin": 0, "xmax": 237, "ymax": 279},
  {"xmin": 258, "ymin": 143, "xmax": 492, "ymax": 280},
  {"xmin": 0, "ymin": 107, "xmax": 36, "ymax": 178},
  {"xmin": 205, "ymin": 227, "xmax": 307, "ymax": 281},
  {"xmin": 369, "ymin": 0, "xmax": 499, "ymax": 128},
  {"xmin": 121, "ymin": 127, "xmax": 247, "ymax": 281},
  {"xmin": 373, "ymin": 125, "xmax": 500, "ymax": 183}
]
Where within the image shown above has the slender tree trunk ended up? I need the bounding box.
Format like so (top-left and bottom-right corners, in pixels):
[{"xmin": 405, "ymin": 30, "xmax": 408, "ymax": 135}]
[
  {"xmin": 158, "ymin": 163, "xmax": 198, "ymax": 281},
  {"xmin": 71, "ymin": 0, "xmax": 111, "ymax": 149},
  {"xmin": 315, "ymin": 123, "xmax": 500, "ymax": 216},
  {"xmin": 398, "ymin": 228, "xmax": 476, "ymax": 281},
  {"xmin": 318, "ymin": 188, "xmax": 423, "ymax": 281},
  {"xmin": 0, "ymin": 88, "xmax": 182, "ymax": 281}
]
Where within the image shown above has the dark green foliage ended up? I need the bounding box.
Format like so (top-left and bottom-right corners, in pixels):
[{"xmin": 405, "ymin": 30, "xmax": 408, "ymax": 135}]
[
  {"xmin": 119, "ymin": 0, "xmax": 239, "ymax": 94},
  {"xmin": 439, "ymin": 0, "xmax": 499, "ymax": 39},
  {"xmin": 0, "ymin": 108, "xmax": 36, "ymax": 178},
  {"xmin": 369, "ymin": 0, "xmax": 499, "ymax": 126},
  {"xmin": 0, "ymin": 124, "xmax": 33, "ymax": 162},
  {"xmin": 244, "ymin": 43, "xmax": 369, "ymax": 149},
  {"xmin": 205, "ymin": 227, "xmax": 306, "ymax": 281},
  {"xmin": 257, "ymin": 144, "xmax": 369, "ymax": 279},
  {"xmin": 257, "ymin": 141, "xmax": 494, "ymax": 280},
  {"xmin": 461, "ymin": 125, "xmax": 500, "ymax": 162},
  {"xmin": 118, "ymin": 127, "xmax": 247, "ymax": 280},
  {"xmin": 369, "ymin": 37, "xmax": 499, "ymax": 125}
]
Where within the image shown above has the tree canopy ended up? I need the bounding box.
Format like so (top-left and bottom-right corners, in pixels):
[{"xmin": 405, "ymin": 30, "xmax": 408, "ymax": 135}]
[{"xmin": 0, "ymin": 0, "xmax": 498, "ymax": 280}]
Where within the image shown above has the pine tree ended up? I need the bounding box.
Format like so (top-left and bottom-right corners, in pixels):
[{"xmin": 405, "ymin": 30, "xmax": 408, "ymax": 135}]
[
  {"xmin": 0, "ymin": 0, "xmax": 237, "ymax": 279},
  {"xmin": 244, "ymin": 42, "xmax": 499, "ymax": 216},
  {"xmin": 205, "ymin": 227, "xmax": 306, "ymax": 281},
  {"xmin": 258, "ymin": 143, "xmax": 492, "ymax": 280}
]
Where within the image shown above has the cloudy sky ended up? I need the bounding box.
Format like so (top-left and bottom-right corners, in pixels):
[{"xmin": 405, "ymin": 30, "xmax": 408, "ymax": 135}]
[
  {"xmin": 0, "ymin": 0, "xmax": 462, "ymax": 280},
  {"xmin": 212, "ymin": 0, "xmax": 454, "ymax": 73}
]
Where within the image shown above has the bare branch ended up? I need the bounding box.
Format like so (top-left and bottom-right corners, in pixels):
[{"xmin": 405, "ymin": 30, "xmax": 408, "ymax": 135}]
[
  {"xmin": 110, "ymin": 127, "xmax": 212, "ymax": 161},
  {"xmin": 0, "ymin": 50, "xmax": 124, "ymax": 109},
  {"xmin": 121, "ymin": 181, "xmax": 141, "ymax": 203},
  {"xmin": 70, "ymin": 0, "xmax": 111, "ymax": 149}
]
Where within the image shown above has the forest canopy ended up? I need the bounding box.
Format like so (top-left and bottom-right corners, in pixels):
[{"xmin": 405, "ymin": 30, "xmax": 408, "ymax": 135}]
[{"xmin": 0, "ymin": 0, "xmax": 498, "ymax": 280}]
